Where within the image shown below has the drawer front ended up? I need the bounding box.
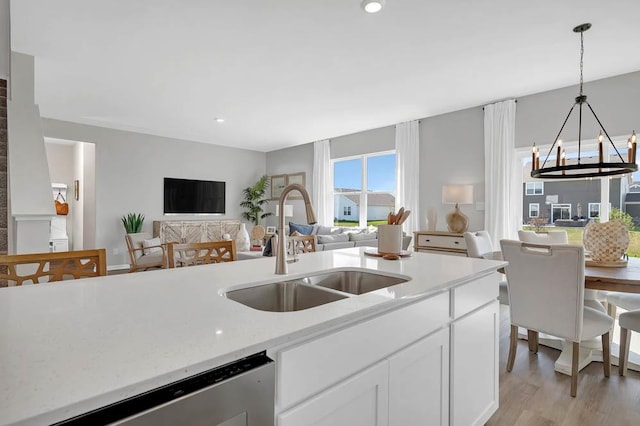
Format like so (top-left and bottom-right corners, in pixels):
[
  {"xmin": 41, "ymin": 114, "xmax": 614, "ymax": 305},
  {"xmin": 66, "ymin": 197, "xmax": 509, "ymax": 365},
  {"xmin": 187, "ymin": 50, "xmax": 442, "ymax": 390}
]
[
  {"xmin": 417, "ymin": 234, "xmax": 466, "ymax": 250},
  {"xmin": 416, "ymin": 248, "xmax": 467, "ymax": 257},
  {"xmin": 276, "ymin": 292, "xmax": 450, "ymax": 411},
  {"xmin": 453, "ymin": 273, "xmax": 499, "ymax": 319}
]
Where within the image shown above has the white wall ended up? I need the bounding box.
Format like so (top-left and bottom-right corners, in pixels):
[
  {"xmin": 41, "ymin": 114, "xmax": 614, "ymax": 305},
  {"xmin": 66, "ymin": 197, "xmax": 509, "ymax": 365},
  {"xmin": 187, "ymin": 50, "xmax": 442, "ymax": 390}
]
[
  {"xmin": 42, "ymin": 119, "xmax": 267, "ymax": 267},
  {"xmin": 44, "ymin": 142, "xmax": 75, "ymax": 246},
  {"xmin": 264, "ymin": 143, "xmax": 313, "ymax": 227}
]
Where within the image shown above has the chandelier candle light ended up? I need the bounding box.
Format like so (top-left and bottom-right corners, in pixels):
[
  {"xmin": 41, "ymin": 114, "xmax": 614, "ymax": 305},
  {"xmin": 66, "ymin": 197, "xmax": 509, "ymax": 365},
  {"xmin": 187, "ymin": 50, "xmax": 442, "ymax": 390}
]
[{"xmin": 530, "ymin": 23, "xmax": 637, "ymax": 179}]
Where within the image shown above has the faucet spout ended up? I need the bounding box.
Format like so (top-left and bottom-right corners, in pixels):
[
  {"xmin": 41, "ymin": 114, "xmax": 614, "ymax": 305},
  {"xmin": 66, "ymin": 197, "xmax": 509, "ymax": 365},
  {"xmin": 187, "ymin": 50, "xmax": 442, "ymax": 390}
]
[{"xmin": 275, "ymin": 183, "xmax": 316, "ymax": 275}]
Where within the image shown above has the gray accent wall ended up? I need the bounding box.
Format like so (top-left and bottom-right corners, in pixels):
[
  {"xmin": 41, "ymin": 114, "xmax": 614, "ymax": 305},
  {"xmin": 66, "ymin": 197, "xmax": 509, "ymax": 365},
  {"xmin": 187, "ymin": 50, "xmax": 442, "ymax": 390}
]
[
  {"xmin": 266, "ymin": 70, "xmax": 640, "ymax": 235},
  {"xmin": 42, "ymin": 119, "xmax": 267, "ymax": 267}
]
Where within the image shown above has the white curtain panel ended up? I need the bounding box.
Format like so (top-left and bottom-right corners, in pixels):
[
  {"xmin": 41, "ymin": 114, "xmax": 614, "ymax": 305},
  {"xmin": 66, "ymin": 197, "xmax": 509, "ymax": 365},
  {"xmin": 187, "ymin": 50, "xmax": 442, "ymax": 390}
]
[
  {"xmin": 395, "ymin": 121, "xmax": 420, "ymax": 242},
  {"xmin": 484, "ymin": 99, "xmax": 520, "ymax": 247},
  {"xmin": 313, "ymin": 139, "xmax": 333, "ymax": 226}
]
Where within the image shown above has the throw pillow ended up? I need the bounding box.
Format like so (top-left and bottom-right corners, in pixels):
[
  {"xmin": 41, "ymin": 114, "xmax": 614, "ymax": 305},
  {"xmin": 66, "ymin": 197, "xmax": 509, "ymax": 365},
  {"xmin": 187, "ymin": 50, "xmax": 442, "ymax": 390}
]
[
  {"xmin": 142, "ymin": 237, "xmax": 162, "ymax": 255},
  {"xmin": 349, "ymin": 232, "xmax": 377, "ymax": 242},
  {"xmin": 289, "ymin": 222, "xmax": 314, "ymax": 236},
  {"xmin": 317, "ymin": 234, "xmax": 350, "ymax": 244}
]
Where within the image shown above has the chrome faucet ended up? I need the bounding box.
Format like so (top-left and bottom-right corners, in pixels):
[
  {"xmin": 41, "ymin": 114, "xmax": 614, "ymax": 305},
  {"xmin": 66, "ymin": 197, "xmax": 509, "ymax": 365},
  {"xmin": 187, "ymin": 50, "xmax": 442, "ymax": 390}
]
[{"xmin": 275, "ymin": 183, "xmax": 317, "ymax": 274}]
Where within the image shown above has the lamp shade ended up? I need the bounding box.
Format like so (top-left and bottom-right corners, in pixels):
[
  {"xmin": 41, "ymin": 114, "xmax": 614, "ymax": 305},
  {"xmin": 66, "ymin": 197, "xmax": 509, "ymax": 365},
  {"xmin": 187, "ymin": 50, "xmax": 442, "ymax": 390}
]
[
  {"xmin": 276, "ymin": 204, "xmax": 294, "ymax": 217},
  {"xmin": 442, "ymin": 185, "xmax": 473, "ymax": 205}
]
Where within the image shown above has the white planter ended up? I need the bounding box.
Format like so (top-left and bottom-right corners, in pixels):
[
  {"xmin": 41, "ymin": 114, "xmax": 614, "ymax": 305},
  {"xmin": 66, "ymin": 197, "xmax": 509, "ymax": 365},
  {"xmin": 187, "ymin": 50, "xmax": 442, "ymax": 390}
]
[{"xmin": 236, "ymin": 223, "xmax": 250, "ymax": 251}]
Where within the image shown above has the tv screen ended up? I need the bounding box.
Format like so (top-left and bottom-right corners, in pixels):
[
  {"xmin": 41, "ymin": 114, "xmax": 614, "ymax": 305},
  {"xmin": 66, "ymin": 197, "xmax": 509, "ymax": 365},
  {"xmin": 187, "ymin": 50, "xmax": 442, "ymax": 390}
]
[{"xmin": 164, "ymin": 178, "xmax": 225, "ymax": 215}]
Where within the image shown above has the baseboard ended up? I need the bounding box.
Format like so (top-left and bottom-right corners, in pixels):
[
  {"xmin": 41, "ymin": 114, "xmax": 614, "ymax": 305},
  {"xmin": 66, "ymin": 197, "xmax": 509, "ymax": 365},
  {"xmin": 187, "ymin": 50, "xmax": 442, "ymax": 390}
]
[{"xmin": 107, "ymin": 264, "xmax": 130, "ymax": 272}]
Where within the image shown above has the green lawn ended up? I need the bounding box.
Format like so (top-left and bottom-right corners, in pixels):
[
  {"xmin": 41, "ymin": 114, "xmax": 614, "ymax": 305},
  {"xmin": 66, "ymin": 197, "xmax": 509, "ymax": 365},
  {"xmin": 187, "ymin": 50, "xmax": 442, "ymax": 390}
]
[{"xmin": 523, "ymin": 226, "xmax": 640, "ymax": 257}]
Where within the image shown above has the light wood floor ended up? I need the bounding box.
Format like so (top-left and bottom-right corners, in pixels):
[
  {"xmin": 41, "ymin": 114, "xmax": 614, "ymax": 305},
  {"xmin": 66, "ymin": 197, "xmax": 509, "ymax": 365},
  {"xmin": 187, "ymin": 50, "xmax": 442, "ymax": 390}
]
[{"xmin": 487, "ymin": 305, "xmax": 640, "ymax": 426}]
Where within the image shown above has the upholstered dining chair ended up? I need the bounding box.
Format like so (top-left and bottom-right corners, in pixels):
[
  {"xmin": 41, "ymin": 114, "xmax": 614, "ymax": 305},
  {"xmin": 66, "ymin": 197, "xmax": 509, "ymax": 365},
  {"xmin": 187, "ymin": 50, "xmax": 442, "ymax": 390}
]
[
  {"xmin": 518, "ymin": 230, "xmax": 568, "ymax": 245},
  {"xmin": 125, "ymin": 232, "xmax": 167, "ymax": 272},
  {"xmin": 619, "ymin": 309, "xmax": 640, "ymax": 376},
  {"xmin": 167, "ymin": 240, "xmax": 237, "ymax": 268},
  {"xmin": 500, "ymin": 240, "xmax": 613, "ymax": 397},
  {"xmin": 463, "ymin": 231, "xmax": 508, "ymax": 305},
  {"xmin": 0, "ymin": 249, "xmax": 107, "ymax": 286},
  {"xmin": 518, "ymin": 229, "xmax": 607, "ymax": 312}
]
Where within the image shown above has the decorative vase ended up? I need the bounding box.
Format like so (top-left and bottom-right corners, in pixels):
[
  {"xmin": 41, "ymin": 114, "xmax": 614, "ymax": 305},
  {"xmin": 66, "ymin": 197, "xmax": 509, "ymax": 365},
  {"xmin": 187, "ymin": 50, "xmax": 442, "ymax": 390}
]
[
  {"xmin": 583, "ymin": 220, "xmax": 629, "ymax": 262},
  {"xmin": 446, "ymin": 203, "xmax": 469, "ymax": 234},
  {"xmin": 236, "ymin": 223, "xmax": 250, "ymax": 252},
  {"xmin": 427, "ymin": 208, "xmax": 438, "ymax": 231}
]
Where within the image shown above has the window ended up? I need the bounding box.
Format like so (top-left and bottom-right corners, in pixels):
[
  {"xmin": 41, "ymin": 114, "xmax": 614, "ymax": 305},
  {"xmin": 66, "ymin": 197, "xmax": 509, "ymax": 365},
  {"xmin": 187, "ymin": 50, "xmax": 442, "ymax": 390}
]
[
  {"xmin": 529, "ymin": 203, "xmax": 539, "ymax": 218},
  {"xmin": 551, "ymin": 204, "xmax": 571, "ymax": 221},
  {"xmin": 333, "ymin": 152, "xmax": 396, "ymax": 227},
  {"xmin": 588, "ymin": 203, "xmax": 600, "ymax": 218},
  {"xmin": 525, "ymin": 182, "xmax": 544, "ymax": 195}
]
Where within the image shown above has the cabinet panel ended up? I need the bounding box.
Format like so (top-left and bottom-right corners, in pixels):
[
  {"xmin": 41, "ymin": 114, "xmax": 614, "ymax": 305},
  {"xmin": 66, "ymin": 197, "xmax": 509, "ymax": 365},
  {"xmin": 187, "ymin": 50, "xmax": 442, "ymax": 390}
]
[
  {"xmin": 453, "ymin": 273, "xmax": 499, "ymax": 318},
  {"xmin": 276, "ymin": 292, "xmax": 449, "ymax": 410},
  {"xmin": 389, "ymin": 327, "xmax": 449, "ymax": 426},
  {"xmin": 278, "ymin": 361, "xmax": 388, "ymax": 426},
  {"xmin": 451, "ymin": 301, "xmax": 499, "ymax": 426}
]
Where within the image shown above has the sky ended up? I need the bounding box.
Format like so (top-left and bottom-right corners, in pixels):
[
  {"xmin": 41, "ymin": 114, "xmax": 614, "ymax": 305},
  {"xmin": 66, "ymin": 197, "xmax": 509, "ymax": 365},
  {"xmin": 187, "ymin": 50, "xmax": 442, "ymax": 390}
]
[{"xmin": 334, "ymin": 154, "xmax": 396, "ymax": 193}]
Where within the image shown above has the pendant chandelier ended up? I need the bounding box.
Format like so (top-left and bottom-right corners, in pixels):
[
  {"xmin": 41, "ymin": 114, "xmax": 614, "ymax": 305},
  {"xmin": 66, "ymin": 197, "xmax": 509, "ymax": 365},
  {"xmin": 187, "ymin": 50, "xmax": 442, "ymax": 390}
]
[{"xmin": 530, "ymin": 23, "xmax": 637, "ymax": 179}]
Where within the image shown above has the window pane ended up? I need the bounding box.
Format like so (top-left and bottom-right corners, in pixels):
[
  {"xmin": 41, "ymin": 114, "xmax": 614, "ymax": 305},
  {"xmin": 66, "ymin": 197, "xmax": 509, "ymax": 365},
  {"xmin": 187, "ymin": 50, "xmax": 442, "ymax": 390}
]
[
  {"xmin": 367, "ymin": 193, "xmax": 395, "ymax": 226},
  {"xmin": 334, "ymin": 193, "xmax": 359, "ymax": 227},
  {"xmin": 367, "ymin": 154, "xmax": 396, "ymax": 193},
  {"xmin": 334, "ymin": 159, "xmax": 362, "ymax": 191}
]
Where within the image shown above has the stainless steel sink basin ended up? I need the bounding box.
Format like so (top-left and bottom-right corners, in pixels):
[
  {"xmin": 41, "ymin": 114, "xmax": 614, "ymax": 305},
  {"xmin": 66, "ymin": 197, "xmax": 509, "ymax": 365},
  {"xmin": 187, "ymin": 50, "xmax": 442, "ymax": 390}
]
[
  {"xmin": 225, "ymin": 281, "xmax": 348, "ymax": 312},
  {"xmin": 299, "ymin": 270, "xmax": 409, "ymax": 295}
]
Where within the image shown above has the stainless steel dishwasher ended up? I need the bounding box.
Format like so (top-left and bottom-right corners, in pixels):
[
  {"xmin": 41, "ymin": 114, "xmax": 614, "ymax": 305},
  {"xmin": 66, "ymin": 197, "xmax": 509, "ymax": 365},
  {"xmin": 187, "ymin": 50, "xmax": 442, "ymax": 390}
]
[{"xmin": 55, "ymin": 351, "xmax": 274, "ymax": 426}]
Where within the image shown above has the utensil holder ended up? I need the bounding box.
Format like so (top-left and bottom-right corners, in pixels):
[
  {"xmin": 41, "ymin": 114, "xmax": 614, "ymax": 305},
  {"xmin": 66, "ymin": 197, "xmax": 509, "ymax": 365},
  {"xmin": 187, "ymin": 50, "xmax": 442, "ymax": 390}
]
[{"xmin": 378, "ymin": 224, "xmax": 402, "ymax": 255}]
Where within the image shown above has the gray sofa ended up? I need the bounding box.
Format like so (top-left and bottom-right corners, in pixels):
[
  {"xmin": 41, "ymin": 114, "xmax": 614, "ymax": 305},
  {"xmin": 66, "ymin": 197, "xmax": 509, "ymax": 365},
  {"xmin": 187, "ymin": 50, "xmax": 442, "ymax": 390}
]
[{"xmin": 290, "ymin": 223, "xmax": 412, "ymax": 252}]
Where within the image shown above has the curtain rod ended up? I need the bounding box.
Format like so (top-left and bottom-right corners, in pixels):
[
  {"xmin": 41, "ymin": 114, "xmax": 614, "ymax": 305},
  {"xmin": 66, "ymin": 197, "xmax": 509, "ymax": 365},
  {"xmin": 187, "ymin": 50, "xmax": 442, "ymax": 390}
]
[{"xmin": 482, "ymin": 99, "xmax": 518, "ymax": 111}]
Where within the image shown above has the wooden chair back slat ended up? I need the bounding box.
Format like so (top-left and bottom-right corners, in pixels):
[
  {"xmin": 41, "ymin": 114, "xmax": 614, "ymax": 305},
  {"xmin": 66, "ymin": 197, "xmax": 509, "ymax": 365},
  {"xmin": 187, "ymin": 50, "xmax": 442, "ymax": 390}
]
[
  {"xmin": 0, "ymin": 249, "xmax": 107, "ymax": 287},
  {"xmin": 167, "ymin": 241, "xmax": 237, "ymax": 268}
]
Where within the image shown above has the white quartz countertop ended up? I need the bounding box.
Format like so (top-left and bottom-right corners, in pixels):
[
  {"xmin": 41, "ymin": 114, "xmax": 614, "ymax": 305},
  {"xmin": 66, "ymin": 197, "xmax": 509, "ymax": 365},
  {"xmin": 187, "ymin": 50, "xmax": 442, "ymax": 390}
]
[{"xmin": 0, "ymin": 247, "xmax": 505, "ymax": 425}]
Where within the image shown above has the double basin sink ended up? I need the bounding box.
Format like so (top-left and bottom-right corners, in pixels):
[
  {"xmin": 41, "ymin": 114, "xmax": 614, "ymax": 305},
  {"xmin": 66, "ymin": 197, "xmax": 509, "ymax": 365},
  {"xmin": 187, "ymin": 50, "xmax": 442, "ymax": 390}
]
[{"xmin": 225, "ymin": 270, "xmax": 409, "ymax": 312}]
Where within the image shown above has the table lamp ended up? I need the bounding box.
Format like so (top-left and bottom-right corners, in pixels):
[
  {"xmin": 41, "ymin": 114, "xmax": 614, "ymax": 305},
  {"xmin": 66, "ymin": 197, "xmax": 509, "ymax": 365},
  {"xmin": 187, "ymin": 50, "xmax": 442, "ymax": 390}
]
[{"xmin": 442, "ymin": 185, "xmax": 473, "ymax": 233}]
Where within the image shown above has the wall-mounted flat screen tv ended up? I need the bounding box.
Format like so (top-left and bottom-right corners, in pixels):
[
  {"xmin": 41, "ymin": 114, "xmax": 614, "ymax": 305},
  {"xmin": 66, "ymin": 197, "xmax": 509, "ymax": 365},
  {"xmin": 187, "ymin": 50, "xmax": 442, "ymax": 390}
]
[{"xmin": 164, "ymin": 177, "xmax": 225, "ymax": 215}]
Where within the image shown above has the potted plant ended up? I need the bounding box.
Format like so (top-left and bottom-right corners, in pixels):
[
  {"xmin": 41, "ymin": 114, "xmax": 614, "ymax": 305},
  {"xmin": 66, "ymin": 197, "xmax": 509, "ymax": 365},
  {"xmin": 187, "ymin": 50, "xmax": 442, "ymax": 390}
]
[
  {"xmin": 239, "ymin": 176, "xmax": 273, "ymax": 250},
  {"xmin": 121, "ymin": 212, "xmax": 145, "ymax": 234},
  {"xmin": 240, "ymin": 175, "xmax": 273, "ymax": 226}
]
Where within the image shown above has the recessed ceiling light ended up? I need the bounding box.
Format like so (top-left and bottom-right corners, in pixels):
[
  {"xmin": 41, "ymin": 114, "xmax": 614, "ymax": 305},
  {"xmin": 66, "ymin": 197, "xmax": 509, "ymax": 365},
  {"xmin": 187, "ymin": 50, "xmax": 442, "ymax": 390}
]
[
  {"xmin": 215, "ymin": 117, "xmax": 225, "ymax": 123},
  {"xmin": 361, "ymin": 0, "xmax": 385, "ymax": 13}
]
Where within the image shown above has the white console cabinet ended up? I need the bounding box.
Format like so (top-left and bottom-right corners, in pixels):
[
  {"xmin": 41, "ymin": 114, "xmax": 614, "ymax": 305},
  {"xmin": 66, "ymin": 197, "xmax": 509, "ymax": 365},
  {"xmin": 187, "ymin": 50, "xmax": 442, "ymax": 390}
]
[{"xmin": 153, "ymin": 220, "xmax": 240, "ymax": 243}]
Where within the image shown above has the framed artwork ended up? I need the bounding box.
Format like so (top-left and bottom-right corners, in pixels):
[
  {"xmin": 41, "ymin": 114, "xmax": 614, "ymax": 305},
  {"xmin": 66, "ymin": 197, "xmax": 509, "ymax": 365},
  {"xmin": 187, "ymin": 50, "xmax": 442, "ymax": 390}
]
[
  {"xmin": 270, "ymin": 175, "xmax": 287, "ymax": 200},
  {"xmin": 286, "ymin": 172, "xmax": 306, "ymax": 199},
  {"xmin": 266, "ymin": 226, "xmax": 276, "ymax": 234}
]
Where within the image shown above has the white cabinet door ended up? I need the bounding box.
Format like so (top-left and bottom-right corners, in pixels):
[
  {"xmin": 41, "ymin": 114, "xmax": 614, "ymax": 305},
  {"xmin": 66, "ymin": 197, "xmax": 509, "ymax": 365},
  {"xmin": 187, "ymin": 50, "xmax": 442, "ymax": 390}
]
[
  {"xmin": 388, "ymin": 327, "xmax": 449, "ymax": 426},
  {"xmin": 278, "ymin": 361, "xmax": 388, "ymax": 426},
  {"xmin": 451, "ymin": 300, "xmax": 499, "ymax": 426}
]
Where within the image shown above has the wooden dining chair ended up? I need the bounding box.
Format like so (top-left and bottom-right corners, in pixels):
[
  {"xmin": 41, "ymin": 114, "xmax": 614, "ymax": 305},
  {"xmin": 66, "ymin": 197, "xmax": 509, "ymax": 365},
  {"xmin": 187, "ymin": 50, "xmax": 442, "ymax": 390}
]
[
  {"xmin": 167, "ymin": 241, "xmax": 237, "ymax": 268},
  {"xmin": 125, "ymin": 232, "xmax": 168, "ymax": 272},
  {"xmin": 500, "ymin": 240, "xmax": 613, "ymax": 397},
  {"xmin": 0, "ymin": 249, "xmax": 107, "ymax": 286},
  {"xmin": 290, "ymin": 234, "xmax": 317, "ymax": 254}
]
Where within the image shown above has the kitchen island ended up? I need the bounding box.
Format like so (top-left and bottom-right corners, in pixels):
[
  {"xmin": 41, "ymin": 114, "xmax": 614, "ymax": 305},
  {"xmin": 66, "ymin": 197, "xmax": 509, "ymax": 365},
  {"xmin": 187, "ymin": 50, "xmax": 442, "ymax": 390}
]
[{"xmin": 0, "ymin": 247, "xmax": 505, "ymax": 425}]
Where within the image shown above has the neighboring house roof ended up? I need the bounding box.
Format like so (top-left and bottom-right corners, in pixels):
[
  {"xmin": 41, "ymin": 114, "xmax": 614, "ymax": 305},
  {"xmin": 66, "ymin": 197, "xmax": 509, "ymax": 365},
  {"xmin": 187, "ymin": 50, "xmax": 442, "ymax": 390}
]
[
  {"xmin": 629, "ymin": 183, "xmax": 640, "ymax": 193},
  {"xmin": 341, "ymin": 193, "xmax": 395, "ymax": 207}
]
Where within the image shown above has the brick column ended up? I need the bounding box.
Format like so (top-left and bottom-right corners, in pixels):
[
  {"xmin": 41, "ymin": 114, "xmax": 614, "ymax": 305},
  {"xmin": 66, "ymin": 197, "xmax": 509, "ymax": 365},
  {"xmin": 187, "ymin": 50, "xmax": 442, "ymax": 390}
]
[{"xmin": 0, "ymin": 78, "xmax": 6, "ymax": 256}]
